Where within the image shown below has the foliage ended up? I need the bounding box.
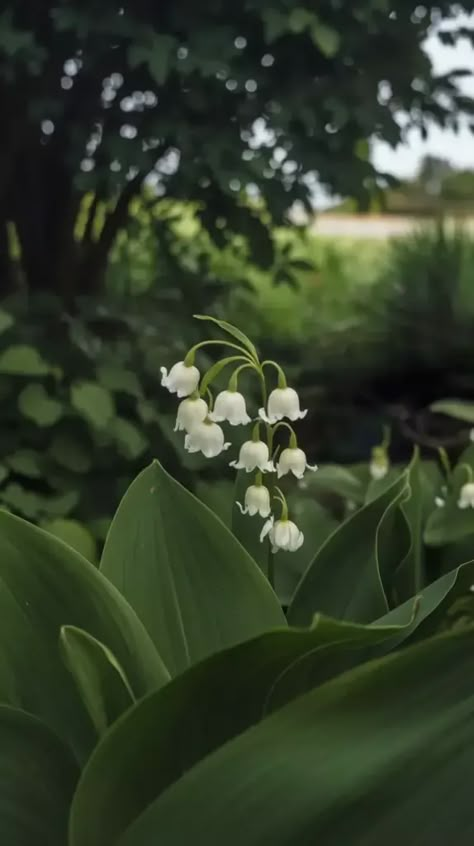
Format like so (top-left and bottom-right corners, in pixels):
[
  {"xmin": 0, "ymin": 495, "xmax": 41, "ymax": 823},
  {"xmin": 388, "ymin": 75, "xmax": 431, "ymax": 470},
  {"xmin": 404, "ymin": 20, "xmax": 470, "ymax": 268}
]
[
  {"xmin": 2, "ymin": 439, "xmax": 474, "ymax": 842},
  {"xmin": 0, "ymin": 295, "xmax": 221, "ymax": 560},
  {"xmin": 1, "ymin": 1, "xmax": 473, "ymax": 300}
]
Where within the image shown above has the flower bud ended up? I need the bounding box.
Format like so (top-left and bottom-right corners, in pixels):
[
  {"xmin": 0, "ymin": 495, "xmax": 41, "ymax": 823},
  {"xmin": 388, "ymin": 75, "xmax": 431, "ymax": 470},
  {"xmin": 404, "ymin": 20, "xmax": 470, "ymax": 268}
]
[
  {"xmin": 236, "ymin": 484, "xmax": 271, "ymax": 518},
  {"xmin": 277, "ymin": 447, "xmax": 317, "ymax": 479}
]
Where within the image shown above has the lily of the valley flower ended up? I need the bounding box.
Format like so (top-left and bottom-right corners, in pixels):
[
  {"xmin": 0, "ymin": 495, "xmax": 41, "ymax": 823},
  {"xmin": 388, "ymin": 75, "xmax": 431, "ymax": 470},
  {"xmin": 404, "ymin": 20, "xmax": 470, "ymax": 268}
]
[
  {"xmin": 260, "ymin": 515, "xmax": 304, "ymax": 553},
  {"xmin": 277, "ymin": 447, "xmax": 317, "ymax": 479},
  {"xmin": 184, "ymin": 418, "xmax": 230, "ymax": 458},
  {"xmin": 259, "ymin": 387, "xmax": 307, "ymax": 424},
  {"xmin": 458, "ymin": 482, "xmax": 474, "ymax": 509},
  {"xmin": 161, "ymin": 360, "xmax": 200, "ymax": 398},
  {"xmin": 230, "ymin": 439, "xmax": 274, "ymax": 473},
  {"xmin": 210, "ymin": 390, "xmax": 251, "ymax": 426},
  {"xmin": 174, "ymin": 396, "xmax": 208, "ymax": 432},
  {"xmin": 236, "ymin": 484, "xmax": 271, "ymax": 518}
]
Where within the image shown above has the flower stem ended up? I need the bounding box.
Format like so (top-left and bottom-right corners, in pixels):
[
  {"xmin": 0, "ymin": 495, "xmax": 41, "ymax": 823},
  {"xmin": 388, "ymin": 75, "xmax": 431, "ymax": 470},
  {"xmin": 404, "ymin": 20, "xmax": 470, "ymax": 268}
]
[
  {"xmin": 271, "ymin": 420, "xmax": 297, "ymax": 448},
  {"xmin": 273, "ymin": 486, "xmax": 289, "ymax": 521},
  {"xmin": 228, "ymin": 361, "xmax": 260, "ymax": 392},
  {"xmin": 184, "ymin": 339, "xmax": 252, "ymax": 365},
  {"xmin": 261, "ymin": 360, "xmax": 287, "ymax": 389}
]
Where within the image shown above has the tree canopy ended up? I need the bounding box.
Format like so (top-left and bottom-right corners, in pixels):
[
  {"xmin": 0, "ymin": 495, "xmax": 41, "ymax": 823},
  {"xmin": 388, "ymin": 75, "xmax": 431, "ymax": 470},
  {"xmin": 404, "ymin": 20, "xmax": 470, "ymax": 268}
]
[{"xmin": 1, "ymin": 1, "xmax": 474, "ymax": 300}]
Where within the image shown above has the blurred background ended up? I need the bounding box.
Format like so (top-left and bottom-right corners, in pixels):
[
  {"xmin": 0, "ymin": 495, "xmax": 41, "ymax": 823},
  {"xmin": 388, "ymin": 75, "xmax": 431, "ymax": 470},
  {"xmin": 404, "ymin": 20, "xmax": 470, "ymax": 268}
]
[{"xmin": 2, "ymin": 1, "xmax": 474, "ymax": 560}]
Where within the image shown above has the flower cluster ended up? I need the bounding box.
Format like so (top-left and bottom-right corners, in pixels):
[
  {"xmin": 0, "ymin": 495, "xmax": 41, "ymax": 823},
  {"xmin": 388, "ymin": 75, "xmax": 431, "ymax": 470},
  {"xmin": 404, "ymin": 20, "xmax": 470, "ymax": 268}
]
[{"xmin": 161, "ymin": 317, "xmax": 317, "ymax": 555}]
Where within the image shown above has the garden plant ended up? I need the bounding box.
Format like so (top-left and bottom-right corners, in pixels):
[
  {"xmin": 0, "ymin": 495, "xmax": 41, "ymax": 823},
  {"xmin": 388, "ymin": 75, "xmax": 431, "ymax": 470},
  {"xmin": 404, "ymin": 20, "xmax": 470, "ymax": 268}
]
[{"xmin": 2, "ymin": 317, "xmax": 474, "ymax": 844}]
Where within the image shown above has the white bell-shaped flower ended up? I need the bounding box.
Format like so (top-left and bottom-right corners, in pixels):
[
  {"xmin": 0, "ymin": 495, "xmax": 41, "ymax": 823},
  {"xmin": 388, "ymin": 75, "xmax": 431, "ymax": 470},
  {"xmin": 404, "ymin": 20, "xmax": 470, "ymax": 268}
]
[
  {"xmin": 230, "ymin": 439, "xmax": 274, "ymax": 473},
  {"xmin": 260, "ymin": 516, "xmax": 304, "ymax": 553},
  {"xmin": 259, "ymin": 387, "xmax": 307, "ymax": 423},
  {"xmin": 174, "ymin": 396, "xmax": 208, "ymax": 432},
  {"xmin": 458, "ymin": 482, "xmax": 474, "ymax": 509},
  {"xmin": 184, "ymin": 418, "xmax": 230, "ymax": 458},
  {"xmin": 277, "ymin": 447, "xmax": 317, "ymax": 479},
  {"xmin": 236, "ymin": 484, "xmax": 271, "ymax": 518},
  {"xmin": 161, "ymin": 360, "xmax": 200, "ymax": 398},
  {"xmin": 210, "ymin": 390, "xmax": 251, "ymax": 426}
]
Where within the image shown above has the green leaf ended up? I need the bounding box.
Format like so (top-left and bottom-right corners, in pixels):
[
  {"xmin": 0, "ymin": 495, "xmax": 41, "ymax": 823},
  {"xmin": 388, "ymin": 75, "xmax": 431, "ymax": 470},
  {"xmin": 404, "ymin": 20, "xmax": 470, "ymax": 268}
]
[
  {"xmin": 71, "ymin": 381, "xmax": 115, "ymax": 429},
  {"xmin": 5, "ymin": 449, "xmax": 42, "ymax": 478},
  {"xmin": 0, "ymin": 510, "xmax": 168, "ymax": 763},
  {"xmin": 425, "ymin": 457, "xmax": 474, "ymax": 546},
  {"xmin": 70, "ymin": 614, "xmax": 409, "ymax": 846},
  {"xmin": 49, "ymin": 433, "xmax": 92, "ymax": 473},
  {"xmin": 96, "ymin": 364, "xmax": 143, "ymax": 397},
  {"xmin": 0, "ymin": 483, "xmax": 43, "ymax": 519},
  {"xmin": 375, "ymin": 558, "xmax": 474, "ymax": 647},
  {"xmin": 288, "ymin": 472, "xmax": 410, "ymax": 626},
  {"xmin": 306, "ymin": 463, "xmax": 365, "ymax": 502},
  {"xmin": 100, "ymin": 461, "xmax": 285, "ymax": 676},
  {"xmin": 395, "ymin": 452, "xmax": 439, "ymax": 601},
  {"xmin": 113, "ymin": 628, "xmax": 474, "ymax": 846},
  {"xmin": 112, "ymin": 417, "xmax": 148, "ymax": 459},
  {"xmin": 193, "ymin": 314, "xmax": 259, "ymax": 361},
  {"xmin": 0, "ymin": 706, "xmax": 78, "ymax": 846},
  {"xmin": 0, "ymin": 344, "xmax": 51, "ymax": 375},
  {"xmin": 18, "ymin": 383, "xmax": 63, "ymax": 426},
  {"xmin": 430, "ymin": 399, "xmax": 474, "ymax": 423},
  {"xmin": 199, "ymin": 355, "xmax": 248, "ymax": 396},
  {"xmin": 311, "ymin": 22, "xmax": 341, "ymax": 57},
  {"xmin": 42, "ymin": 518, "xmax": 97, "ymax": 562},
  {"xmin": 0, "ymin": 308, "xmax": 14, "ymax": 334},
  {"xmin": 60, "ymin": 626, "xmax": 135, "ymax": 736}
]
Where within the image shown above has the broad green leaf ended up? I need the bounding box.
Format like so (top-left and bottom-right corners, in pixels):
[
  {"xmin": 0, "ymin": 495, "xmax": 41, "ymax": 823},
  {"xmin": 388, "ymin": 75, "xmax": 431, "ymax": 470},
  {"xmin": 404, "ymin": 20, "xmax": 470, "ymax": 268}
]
[
  {"xmin": 194, "ymin": 314, "xmax": 259, "ymax": 360},
  {"xmin": 430, "ymin": 398, "xmax": 474, "ymax": 423},
  {"xmin": 101, "ymin": 461, "xmax": 285, "ymax": 676},
  {"xmin": 112, "ymin": 417, "xmax": 148, "ymax": 459},
  {"xmin": 60, "ymin": 626, "xmax": 135, "ymax": 736},
  {"xmin": 70, "ymin": 614, "xmax": 409, "ymax": 846},
  {"xmin": 96, "ymin": 364, "xmax": 143, "ymax": 397},
  {"xmin": 305, "ymin": 463, "xmax": 364, "ymax": 502},
  {"xmin": 116, "ymin": 628, "xmax": 474, "ymax": 846},
  {"xmin": 0, "ymin": 510, "xmax": 168, "ymax": 763},
  {"xmin": 425, "ymin": 457, "xmax": 474, "ymax": 546},
  {"xmin": 375, "ymin": 558, "xmax": 474, "ymax": 647},
  {"xmin": 5, "ymin": 449, "xmax": 42, "ymax": 478},
  {"xmin": 275, "ymin": 496, "xmax": 339, "ymax": 606},
  {"xmin": 0, "ymin": 308, "xmax": 14, "ymax": 334},
  {"xmin": 18, "ymin": 383, "xmax": 63, "ymax": 425},
  {"xmin": 71, "ymin": 381, "xmax": 115, "ymax": 429},
  {"xmin": 42, "ymin": 518, "xmax": 97, "ymax": 562},
  {"xmin": 49, "ymin": 433, "xmax": 92, "ymax": 473},
  {"xmin": 0, "ymin": 706, "xmax": 78, "ymax": 846},
  {"xmin": 0, "ymin": 344, "xmax": 50, "ymax": 375},
  {"xmin": 288, "ymin": 472, "xmax": 409, "ymax": 626},
  {"xmin": 395, "ymin": 451, "xmax": 439, "ymax": 600}
]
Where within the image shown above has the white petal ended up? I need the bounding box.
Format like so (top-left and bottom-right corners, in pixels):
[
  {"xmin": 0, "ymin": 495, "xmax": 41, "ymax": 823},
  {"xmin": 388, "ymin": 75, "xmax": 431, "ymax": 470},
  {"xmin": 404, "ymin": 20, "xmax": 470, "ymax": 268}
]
[
  {"xmin": 289, "ymin": 408, "xmax": 308, "ymax": 421},
  {"xmin": 258, "ymin": 407, "xmax": 272, "ymax": 424},
  {"xmin": 277, "ymin": 464, "xmax": 286, "ymax": 479},
  {"xmin": 236, "ymin": 501, "xmax": 248, "ymax": 514},
  {"xmin": 229, "ymin": 459, "xmax": 243, "ymax": 469},
  {"xmin": 223, "ymin": 442, "xmax": 231, "ymax": 451},
  {"xmin": 307, "ymin": 464, "xmax": 318, "ymax": 472},
  {"xmin": 160, "ymin": 366, "xmax": 168, "ymax": 385},
  {"xmin": 260, "ymin": 517, "xmax": 274, "ymax": 542},
  {"xmin": 458, "ymin": 499, "xmax": 468, "ymax": 509},
  {"xmin": 295, "ymin": 531, "xmax": 304, "ymax": 550}
]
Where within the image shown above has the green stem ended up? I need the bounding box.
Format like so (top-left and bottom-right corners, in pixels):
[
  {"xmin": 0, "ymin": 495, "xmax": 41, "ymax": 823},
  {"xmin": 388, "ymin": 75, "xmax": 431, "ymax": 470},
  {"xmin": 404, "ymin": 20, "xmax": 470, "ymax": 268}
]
[
  {"xmin": 261, "ymin": 360, "xmax": 287, "ymax": 389},
  {"xmin": 271, "ymin": 420, "xmax": 297, "ymax": 448},
  {"xmin": 228, "ymin": 361, "xmax": 260, "ymax": 392},
  {"xmin": 184, "ymin": 340, "xmax": 252, "ymax": 365},
  {"xmin": 273, "ymin": 486, "xmax": 289, "ymax": 521},
  {"xmin": 438, "ymin": 447, "xmax": 452, "ymax": 480}
]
